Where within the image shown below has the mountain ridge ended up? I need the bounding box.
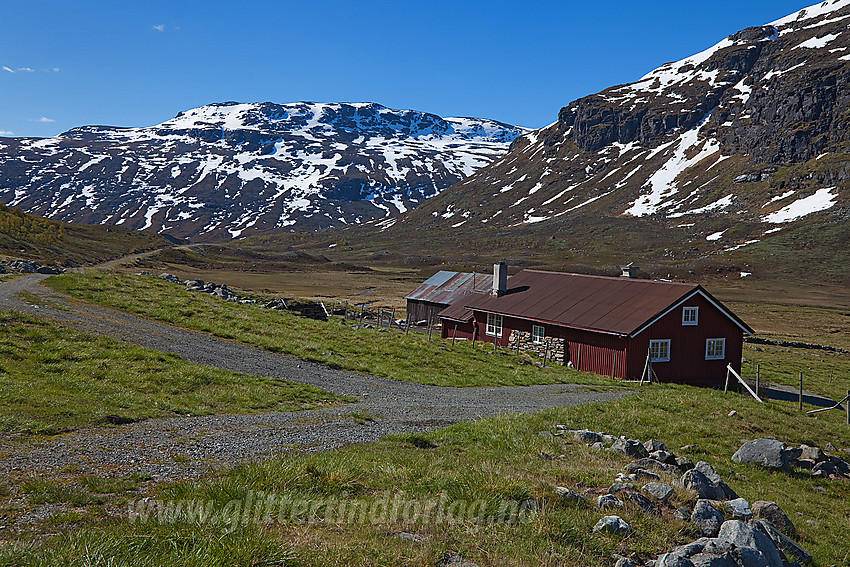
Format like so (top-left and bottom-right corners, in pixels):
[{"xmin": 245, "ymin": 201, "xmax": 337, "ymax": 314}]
[
  {"xmin": 387, "ymin": 0, "xmax": 849, "ymax": 258},
  {"xmin": 0, "ymin": 101, "xmax": 525, "ymax": 239}
]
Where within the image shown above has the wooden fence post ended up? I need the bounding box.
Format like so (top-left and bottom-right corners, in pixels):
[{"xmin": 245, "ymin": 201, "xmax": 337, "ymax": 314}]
[
  {"xmin": 847, "ymin": 390, "xmax": 849, "ymax": 426},
  {"xmin": 452, "ymin": 324, "xmax": 458, "ymax": 346},
  {"xmin": 405, "ymin": 315, "xmax": 410, "ymax": 335},
  {"xmin": 390, "ymin": 308, "xmax": 396, "ymax": 330},
  {"xmin": 542, "ymin": 346, "xmax": 548, "ymax": 367},
  {"xmin": 756, "ymin": 364, "xmax": 760, "ymax": 399},
  {"xmin": 799, "ymin": 372, "xmax": 803, "ymax": 411},
  {"xmin": 612, "ymin": 353, "xmax": 617, "ymax": 378},
  {"xmin": 427, "ymin": 320, "xmax": 433, "ymax": 342},
  {"xmin": 724, "ymin": 367, "xmax": 730, "ymax": 394}
]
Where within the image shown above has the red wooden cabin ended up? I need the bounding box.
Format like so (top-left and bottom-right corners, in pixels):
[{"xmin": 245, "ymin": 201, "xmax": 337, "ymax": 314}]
[{"xmin": 440, "ymin": 265, "xmax": 752, "ymax": 387}]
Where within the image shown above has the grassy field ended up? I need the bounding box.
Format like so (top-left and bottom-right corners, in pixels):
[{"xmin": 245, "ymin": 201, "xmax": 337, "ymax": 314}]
[
  {"xmin": 0, "ymin": 311, "xmax": 344, "ymax": 435},
  {"xmin": 3, "ymin": 383, "xmax": 849, "ymax": 566},
  {"xmin": 46, "ymin": 273, "xmax": 611, "ymax": 388}
]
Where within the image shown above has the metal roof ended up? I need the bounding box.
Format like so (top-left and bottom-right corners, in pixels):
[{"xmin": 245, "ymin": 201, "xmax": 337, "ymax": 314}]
[
  {"xmin": 436, "ymin": 294, "xmax": 486, "ymax": 323},
  {"xmin": 462, "ymin": 270, "xmax": 751, "ymax": 336},
  {"xmin": 405, "ymin": 271, "xmax": 494, "ymax": 306}
]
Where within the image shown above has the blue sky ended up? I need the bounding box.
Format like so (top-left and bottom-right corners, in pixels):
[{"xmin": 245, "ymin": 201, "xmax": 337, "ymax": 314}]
[{"xmin": 1, "ymin": 0, "xmax": 815, "ymax": 137}]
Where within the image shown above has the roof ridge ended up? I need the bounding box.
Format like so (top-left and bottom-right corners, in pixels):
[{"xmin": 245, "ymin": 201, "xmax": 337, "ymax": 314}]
[{"xmin": 520, "ymin": 269, "xmax": 698, "ymax": 287}]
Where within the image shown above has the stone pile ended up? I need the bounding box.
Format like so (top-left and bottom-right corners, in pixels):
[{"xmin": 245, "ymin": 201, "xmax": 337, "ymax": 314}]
[
  {"xmin": 548, "ymin": 427, "xmax": 813, "ymax": 567},
  {"xmin": 0, "ymin": 259, "xmax": 63, "ymax": 274},
  {"xmin": 158, "ymin": 273, "xmax": 328, "ymax": 320},
  {"xmin": 732, "ymin": 438, "xmax": 850, "ymax": 479}
]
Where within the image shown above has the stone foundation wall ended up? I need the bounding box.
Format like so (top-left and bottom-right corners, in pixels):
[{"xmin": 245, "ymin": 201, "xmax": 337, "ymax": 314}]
[{"xmin": 507, "ymin": 330, "xmax": 565, "ymax": 365}]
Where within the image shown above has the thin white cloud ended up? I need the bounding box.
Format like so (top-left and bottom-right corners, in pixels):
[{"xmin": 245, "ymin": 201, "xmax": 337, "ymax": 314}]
[
  {"xmin": 28, "ymin": 116, "xmax": 55, "ymax": 123},
  {"xmin": 0, "ymin": 130, "xmax": 13, "ymax": 136},
  {"xmin": 153, "ymin": 24, "xmax": 165, "ymax": 31},
  {"xmin": 3, "ymin": 66, "xmax": 58, "ymax": 73}
]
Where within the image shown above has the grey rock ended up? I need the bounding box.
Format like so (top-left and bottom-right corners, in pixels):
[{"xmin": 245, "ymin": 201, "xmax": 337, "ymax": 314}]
[
  {"xmin": 675, "ymin": 456, "xmax": 695, "ymax": 471},
  {"xmin": 692, "ymin": 500, "xmax": 725, "ymax": 537},
  {"xmin": 624, "ymin": 463, "xmax": 661, "ymax": 479},
  {"xmin": 680, "ymin": 444, "xmax": 699, "ymax": 452},
  {"xmin": 753, "ymin": 520, "xmax": 812, "ymax": 565},
  {"xmin": 825, "ymin": 442, "xmax": 837, "ymax": 452},
  {"xmin": 751, "ymin": 501, "xmax": 795, "ymax": 537},
  {"xmin": 633, "ymin": 457, "xmax": 677, "ymax": 473},
  {"xmin": 694, "ymin": 462, "xmax": 737, "ymax": 500},
  {"xmin": 643, "ymin": 482, "xmax": 674, "ymax": 502},
  {"xmin": 650, "ymin": 450, "xmax": 677, "ymax": 465},
  {"xmin": 674, "ymin": 507, "xmax": 691, "ymax": 521},
  {"xmin": 731, "ymin": 439, "xmax": 789, "ymax": 469},
  {"xmin": 614, "ymin": 558, "xmax": 638, "ymax": 567},
  {"xmin": 725, "ymin": 498, "xmax": 752, "ymax": 520},
  {"xmin": 592, "ymin": 515, "xmax": 630, "ymax": 535},
  {"xmin": 553, "ymin": 486, "xmax": 583, "ymax": 503},
  {"xmin": 611, "ymin": 438, "xmax": 650, "ymax": 458},
  {"xmin": 681, "ymin": 469, "xmax": 725, "ymax": 501},
  {"xmin": 644, "ymin": 439, "xmax": 668, "ymax": 453},
  {"xmin": 656, "ymin": 554, "xmax": 696, "ymax": 567},
  {"xmin": 396, "ymin": 531, "xmax": 424, "ymax": 542},
  {"xmin": 597, "ymin": 494, "xmax": 624, "ymax": 509},
  {"xmin": 36, "ymin": 266, "xmax": 60, "ymax": 274},
  {"xmin": 812, "ymin": 460, "xmax": 838, "ymax": 476},
  {"xmin": 626, "ymin": 491, "xmax": 658, "ymax": 515},
  {"xmin": 437, "ymin": 551, "xmax": 479, "ymax": 567},
  {"xmin": 591, "ymin": 441, "xmax": 606, "ymax": 449},
  {"xmin": 689, "ymin": 553, "xmax": 737, "ymax": 567},
  {"xmin": 602, "ymin": 434, "xmax": 617, "ymax": 444},
  {"xmin": 704, "ymin": 520, "xmax": 784, "ymax": 567},
  {"xmin": 573, "ymin": 429, "xmax": 603, "ymax": 444},
  {"xmin": 608, "ymin": 482, "xmax": 637, "ymax": 494}
]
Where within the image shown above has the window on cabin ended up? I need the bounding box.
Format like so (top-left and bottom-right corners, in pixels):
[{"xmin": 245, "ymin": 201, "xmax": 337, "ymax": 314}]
[
  {"xmin": 706, "ymin": 338, "xmax": 726, "ymax": 360},
  {"xmin": 532, "ymin": 325, "xmax": 545, "ymax": 344},
  {"xmin": 682, "ymin": 306, "xmax": 699, "ymax": 326},
  {"xmin": 649, "ymin": 339, "xmax": 671, "ymax": 362},
  {"xmin": 486, "ymin": 313, "xmax": 503, "ymax": 338}
]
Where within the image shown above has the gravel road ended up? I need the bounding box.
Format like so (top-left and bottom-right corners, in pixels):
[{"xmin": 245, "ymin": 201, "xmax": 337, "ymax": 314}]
[{"xmin": 0, "ymin": 274, "xmax": 629, "ymax": 481}]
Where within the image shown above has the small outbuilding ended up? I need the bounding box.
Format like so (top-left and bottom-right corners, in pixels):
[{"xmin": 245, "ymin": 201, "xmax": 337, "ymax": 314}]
[
  {"xmin": 404, "ymin": 270, "xmax": 493, "ymax": 325},
  {"xmin": 440, "ymin": 263, "xmax": 752, "ymax": 387}
]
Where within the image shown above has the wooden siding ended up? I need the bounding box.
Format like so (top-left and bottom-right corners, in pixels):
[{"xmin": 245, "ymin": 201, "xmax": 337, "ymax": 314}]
[
  {"xmin": 628, "ymin": 293, "xmax": 743, "ymax": 387},
  {"xmin": 406, "ymin": 299, "xmax": 447, "ymax": 325}
]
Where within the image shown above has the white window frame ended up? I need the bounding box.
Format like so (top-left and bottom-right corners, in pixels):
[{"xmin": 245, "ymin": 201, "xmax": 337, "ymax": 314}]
[
  {"xmin": 531, "ymin": 325, "xmax": 545, "ymax": 344},
  {"xmin": 706, "ymin": 338, "xmax": 726, "ymax": 360},
  {"xmin": 649, "ymin": 339, "xmax": 671, "ymax": 362},
  {"xmin": 682, "ymin": 306, "xmax": 699, "ymax": 326},
  {"xmin": 486, "ymin": 313, "xmax": 503, "ymax": 338}
]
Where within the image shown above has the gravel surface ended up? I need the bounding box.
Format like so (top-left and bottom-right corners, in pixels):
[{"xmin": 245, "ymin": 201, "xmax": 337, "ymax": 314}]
[{"xmin": 0, "ymin": 274, "xmax": 630, "ymax": 481}]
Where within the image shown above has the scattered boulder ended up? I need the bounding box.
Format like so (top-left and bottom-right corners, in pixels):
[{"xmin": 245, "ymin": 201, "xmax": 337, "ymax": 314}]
[
  {"xmin": 675, "ymin": 456, "xmax": 694, "ymax": 471},
  {"xmin": 625, "ymin": 491, "xmax": 658, "ymax": 515},
  {"xmin": 573, "ymin": 429, "xmax": 603, "ymax": 444},
  {"xmin": 751, "ymin": 501, "xmax": 795, "ymax": 537},
  {"xmin": 553, "ymin": 487, "xmax": 583, "ymax": 503},
  {"xmin": 607, "ymin": 482, "xmax": 636, "ymax": 494},
  {"xmin": 753, "ymin": 519, "xmax": 812, "ymax": 565},
  {"xmin": 633, "ymin": 457, "xmax": 678, "ymax": 474},
  {"xmin": 703, "ymin": 520, "xmax": 784, "ymax": 567},
  {"xmin": 644, "ymin": 439, "xmax": 668, "ymax": 453},
  {"xmin": 614, "ymin": 557, "xmax": 638, "ymax": 567},
  {"xmin": 725, "ymin": 498, "xmax": 752, "ymax": 521},
  {"xmin": 642, "ymin": 482, "xmax": 674, "ymax": 502},
  {"xmin": 731, "ymin": 439, "xmax": 789, "ymax": 470},
  {"xmin": 673, "ymin": 507, "xmax": 691, "ymax": 521},
  {"xmin": 611, "ymin": 438, "xmax": 650, "ymax": 458},
  {"xmin": 691, "ymin": 500, "xmax": 725, "ymax": 537},
  {"xmin": 597, "ymin": 494, "xmax": 624, "ymax": 510},
  {"xmin": 680, "ymin": 469, "xmax": 726, "ymax": 501},
  {"xmin": 437, "ymin": 551, "xmax": 479, "ymax": 567},
  {"xmin": 592, "ymin": 515, "xmax": 630, "ymax": 535},
  {"xmin": 626, "ymin": 466, "xmax": 661, "ymax": 481}
]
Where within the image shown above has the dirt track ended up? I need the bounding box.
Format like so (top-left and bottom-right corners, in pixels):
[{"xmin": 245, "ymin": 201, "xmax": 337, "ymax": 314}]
[{"xmin": 0, "ymin": 274, "xmax": 628, "ymax": 481}]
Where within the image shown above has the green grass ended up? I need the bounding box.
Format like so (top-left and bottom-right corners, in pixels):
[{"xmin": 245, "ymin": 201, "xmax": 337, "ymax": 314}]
[
  {"xmin": 46, "ymin": 273, "xmax": 612, "ymax": 388},
  {"xmin": 0, "ymin": 311, "xmax": 345, "ymax": 435},
  {"xmin": 5, "ymin": 383, "xmax": 850, "ymax": 566}
]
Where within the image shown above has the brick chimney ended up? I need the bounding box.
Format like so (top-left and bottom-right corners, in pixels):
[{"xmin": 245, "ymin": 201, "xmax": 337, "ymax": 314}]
[{"xmin": 492, "ymin": 261, "xmax": 507, "ymax": 296}]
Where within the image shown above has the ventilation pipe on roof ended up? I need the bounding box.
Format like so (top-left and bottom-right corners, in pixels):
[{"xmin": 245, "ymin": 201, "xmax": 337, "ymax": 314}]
[
  {"xmin": 620, "ymin": 263, "xmax": 639, "ymax": 279},
  {"xmin": 492, "ymin": 261, "xmax": 507, "ymax": 296}
]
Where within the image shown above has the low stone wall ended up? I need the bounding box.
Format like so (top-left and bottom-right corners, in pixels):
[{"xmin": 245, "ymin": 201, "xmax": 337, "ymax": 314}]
[{"xmin": 508, "ymin": 330, "xmax": 565, "ymax": 365}]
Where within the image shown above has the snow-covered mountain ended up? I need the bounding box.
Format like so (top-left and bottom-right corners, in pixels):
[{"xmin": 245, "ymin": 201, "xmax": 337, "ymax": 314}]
[
  {"xmin": 0, "ymin": 102, "xmax": 525, "ymax": 238},
  {"xmin": 398, "ymin": 0, "xmax": 849, "ymax": 257}
]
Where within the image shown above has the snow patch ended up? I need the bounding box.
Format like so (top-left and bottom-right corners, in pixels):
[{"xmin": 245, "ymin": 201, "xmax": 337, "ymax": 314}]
[{"xmin": 762, "ymin": 187, "xmax": 838, "ymax": 222}]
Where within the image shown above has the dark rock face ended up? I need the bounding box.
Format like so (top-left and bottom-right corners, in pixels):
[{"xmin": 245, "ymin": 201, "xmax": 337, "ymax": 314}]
[
  {"xmin": 396, "ymin": 2, "xmax": 850, "ymax": 249},
  {"xmin": 0, "ymin": 102, "xmax": 524, "ymax": 239}
]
